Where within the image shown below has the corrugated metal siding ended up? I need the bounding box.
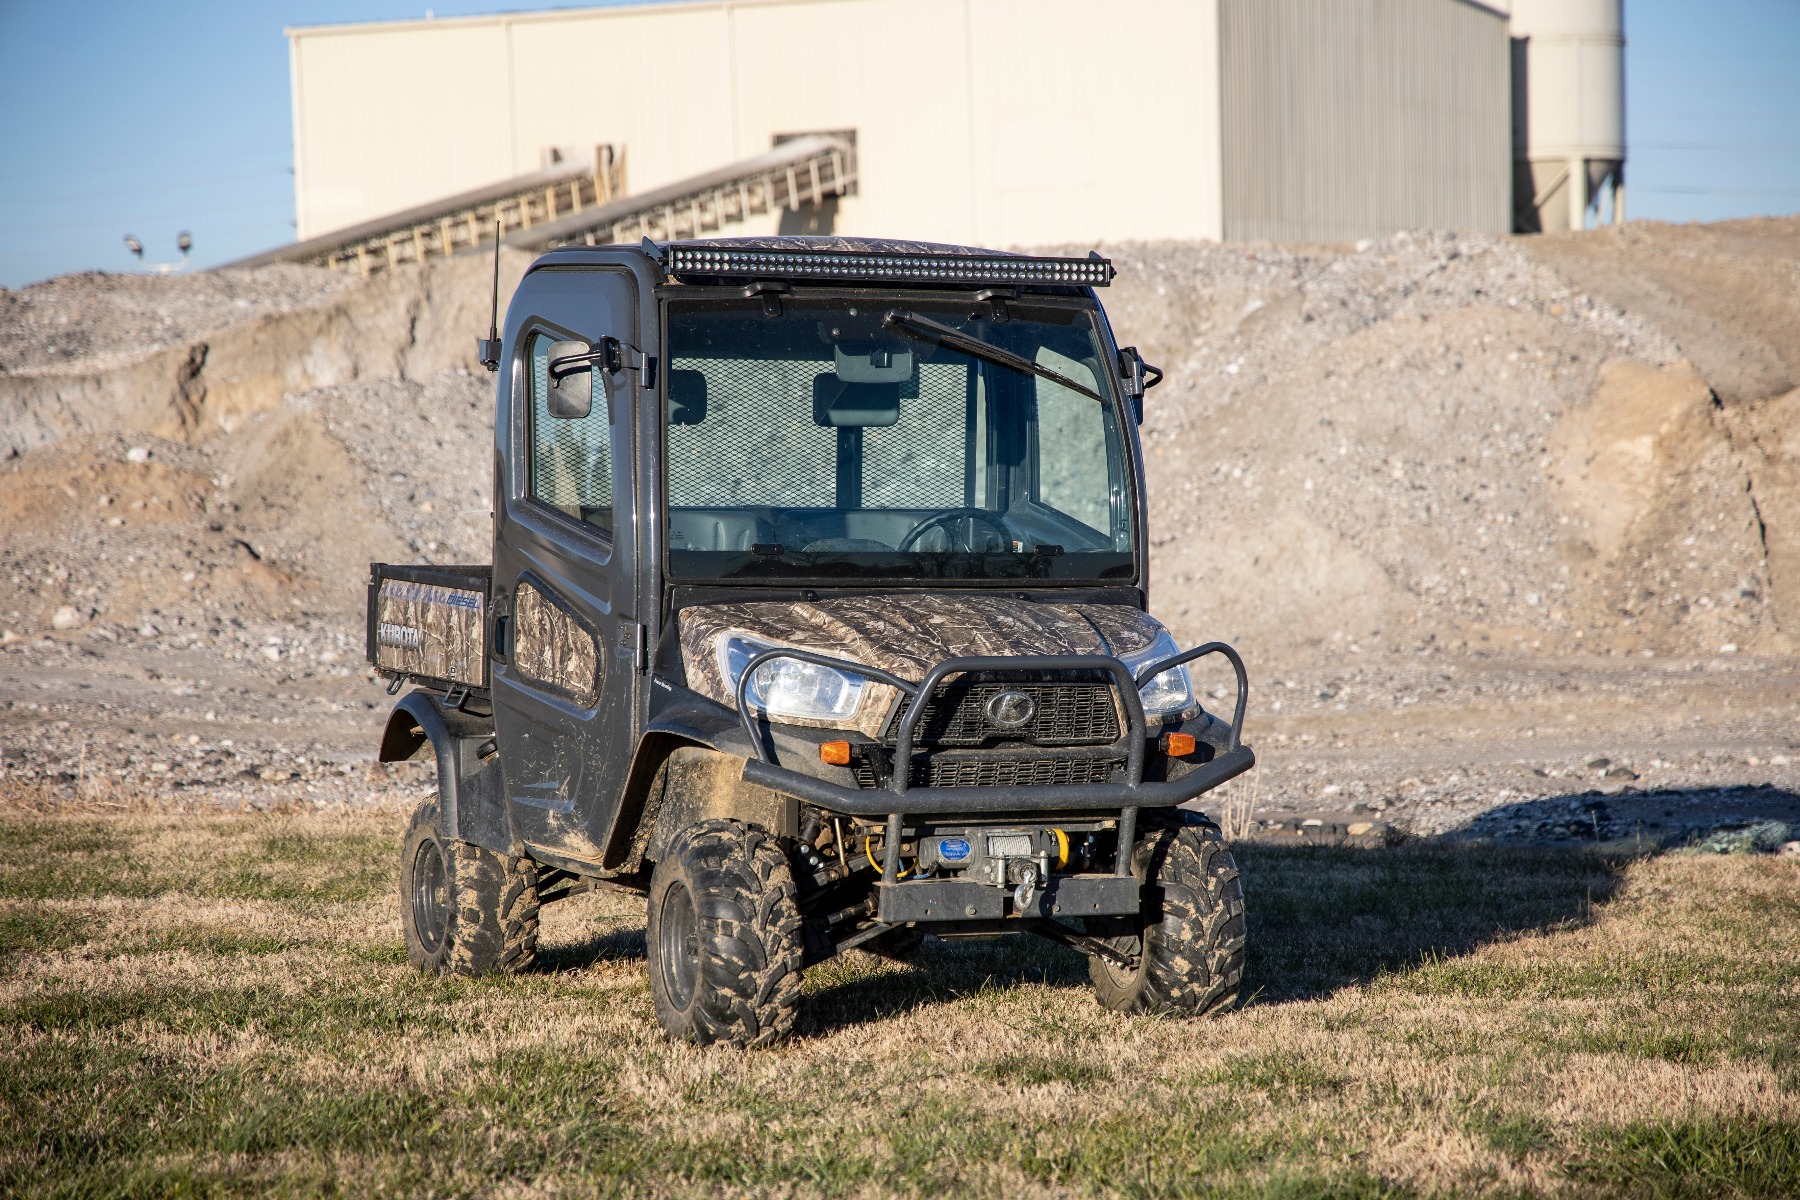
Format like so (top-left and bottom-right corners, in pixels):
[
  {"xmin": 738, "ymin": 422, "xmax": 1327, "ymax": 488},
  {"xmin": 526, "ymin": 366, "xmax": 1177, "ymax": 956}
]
[{"xmin": 1219, "ymin": 0, "xmax": 1511, "ymax": 243}]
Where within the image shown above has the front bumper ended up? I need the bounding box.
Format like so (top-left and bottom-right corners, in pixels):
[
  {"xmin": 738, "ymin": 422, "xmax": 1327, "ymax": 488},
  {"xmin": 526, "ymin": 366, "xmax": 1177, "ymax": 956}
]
[
  {"xmin": 734, "ymin": 641, "xmax": 1254, "ymax": 821},
  {"xmin": 873, "ymin": 872, "xmax": 1143, "ymax": 922},
  {"xmin": 742, "ymin": 744, "xmax": 1254, "ymax": 815}
]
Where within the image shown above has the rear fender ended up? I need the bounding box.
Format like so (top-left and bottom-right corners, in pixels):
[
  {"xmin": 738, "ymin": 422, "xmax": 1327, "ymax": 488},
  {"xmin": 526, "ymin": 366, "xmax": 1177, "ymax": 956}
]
[{"xmin": 378, "ymin": 692, "xmax": 512, "ymax": 853}]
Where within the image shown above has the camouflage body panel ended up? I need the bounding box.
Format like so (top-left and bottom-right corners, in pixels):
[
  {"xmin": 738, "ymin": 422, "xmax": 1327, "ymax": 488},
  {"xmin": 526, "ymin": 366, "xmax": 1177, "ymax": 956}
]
[
  {"xmin": 374, "ymin": 579, "xmax": 487, "ymax": 688},
  {"xmin": 513, "ymin": 580, "xmax": 600, "ymax": 707},
  {"xmin": 678, "ymin": 595, "xmax": 1164, "ymax": 739}
]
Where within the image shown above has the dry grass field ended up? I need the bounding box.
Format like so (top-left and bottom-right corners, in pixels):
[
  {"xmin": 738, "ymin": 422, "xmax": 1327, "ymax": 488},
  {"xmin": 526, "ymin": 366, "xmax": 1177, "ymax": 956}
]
[{"xmin": 2, "ymin": 790, "xmax": 1796, "ymax": 1199}]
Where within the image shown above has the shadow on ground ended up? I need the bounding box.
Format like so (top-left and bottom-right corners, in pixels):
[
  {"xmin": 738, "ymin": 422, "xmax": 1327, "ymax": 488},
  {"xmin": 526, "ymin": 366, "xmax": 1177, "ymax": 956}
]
[
  {"xmin": 1238, "ymin": 841, "xmax": 1623, "ymax": 1003},
  {"xmin": 1455, "ymin": 784, "xmax": 1800, "ymax": 851},
  {"xmin": 554, "ymin": 843, "xmax": 1637, "ymax": 1032},
  {"xmin": 535, "ymin": 926, "xmax": 646, "ymax": 973}
]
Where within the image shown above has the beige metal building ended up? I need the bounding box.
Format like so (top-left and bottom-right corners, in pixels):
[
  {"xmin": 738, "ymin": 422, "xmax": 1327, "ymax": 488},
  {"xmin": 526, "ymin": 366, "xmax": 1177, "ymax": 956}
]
[{"xmin": 287, "ymin": 0, "xmax": 1517, "ymax": 249}]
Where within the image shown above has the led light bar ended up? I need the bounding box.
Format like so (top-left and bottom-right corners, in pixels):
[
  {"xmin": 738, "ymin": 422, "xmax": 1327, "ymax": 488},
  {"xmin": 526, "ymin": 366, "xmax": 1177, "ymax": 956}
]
[{"xmin": 663, "ymin": 246, "xmax": 1113, "ymax": 287}]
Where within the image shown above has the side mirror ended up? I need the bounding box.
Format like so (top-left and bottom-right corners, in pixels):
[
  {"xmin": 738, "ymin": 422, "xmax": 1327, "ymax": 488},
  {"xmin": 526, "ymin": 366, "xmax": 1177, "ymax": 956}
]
[
  {"xmin": 546, "ymin": 339, "xmax": 596, "ymax": 419},
  {"xmin": 1117, "ymin": 346, "xmax": 1163, "ymax": 425}
]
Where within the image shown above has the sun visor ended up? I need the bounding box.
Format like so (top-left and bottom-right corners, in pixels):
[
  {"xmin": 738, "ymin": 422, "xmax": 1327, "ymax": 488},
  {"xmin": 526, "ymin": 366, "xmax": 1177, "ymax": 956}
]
[{"xmin": 667, "ymin": 368, "xmax": 708, "ymax": 425}]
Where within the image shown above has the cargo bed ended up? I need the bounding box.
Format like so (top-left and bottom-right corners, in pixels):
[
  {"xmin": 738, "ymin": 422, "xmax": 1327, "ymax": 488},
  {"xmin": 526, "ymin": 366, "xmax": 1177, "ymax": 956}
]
[{"xmin": 365, "ymin": 563, "xmax": 492, "ymax": 695}]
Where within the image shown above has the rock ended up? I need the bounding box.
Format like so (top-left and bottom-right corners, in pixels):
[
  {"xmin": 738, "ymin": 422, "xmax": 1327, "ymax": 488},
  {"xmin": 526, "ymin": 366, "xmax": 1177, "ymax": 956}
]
[
  {"xmin": 1688, "ymin": 821, "xmax": 1795, "ymax": 855},
  {"xmin": 125, "ymin": 446, "xmax": 151, "ymax": 463},
  {"xmin": 1587, "ymin": 757, "xmax": 1611, "ymax": 770},
  {"xmin": 1347, "ymin": 821, "xmax": 1374, "ymax": 836},
  {"xmin": 1604, "ymin": 765, "xmax": 1638, "ymax": 779},
  {"xmin": 50, "ymin": 605, "xmax": 84, "ymax": 631}
]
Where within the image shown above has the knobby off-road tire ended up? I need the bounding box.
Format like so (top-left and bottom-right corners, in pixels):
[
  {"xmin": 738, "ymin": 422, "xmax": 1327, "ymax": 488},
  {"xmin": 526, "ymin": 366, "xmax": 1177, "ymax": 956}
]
[
  {"xmin": 1089, "ymin": 810, "xmax": 1245, "ymax": 1015},
  {"xmin": 647, "ymin": 819, "xmax": 804, "ymax": 1048},
  {"xmin": 400, "ymin": 801, "xmax": 540, "ymax": 976}
]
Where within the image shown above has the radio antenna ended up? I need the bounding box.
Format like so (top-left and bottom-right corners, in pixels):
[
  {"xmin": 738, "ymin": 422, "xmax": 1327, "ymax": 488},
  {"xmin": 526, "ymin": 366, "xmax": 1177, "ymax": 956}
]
[{"xmin": 476, "ymin": 218, "xmax": 503, "ymax": 371}]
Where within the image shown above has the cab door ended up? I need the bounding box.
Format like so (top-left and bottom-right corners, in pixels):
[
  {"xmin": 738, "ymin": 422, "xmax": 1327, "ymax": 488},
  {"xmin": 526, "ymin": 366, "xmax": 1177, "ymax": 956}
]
[{"xmin": 490, "ymin": 267, "xmax": 642, "ymax": 864}]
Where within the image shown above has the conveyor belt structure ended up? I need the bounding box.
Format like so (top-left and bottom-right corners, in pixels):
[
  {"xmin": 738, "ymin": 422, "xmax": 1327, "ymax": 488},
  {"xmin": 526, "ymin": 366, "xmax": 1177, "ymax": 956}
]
[{"xmin": 225, "ymin": 136, "xmax": 856, "ymax": 277}]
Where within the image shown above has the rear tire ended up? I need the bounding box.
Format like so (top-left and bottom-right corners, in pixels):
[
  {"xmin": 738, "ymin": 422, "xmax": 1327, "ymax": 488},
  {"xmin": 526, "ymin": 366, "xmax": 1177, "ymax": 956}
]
[
  {"xmin": 400, "ymin": 801, "xmax": 540, "ymax": 976},
  {"xmin": 1089, "ymin": 811, "xmax": 1245, "ymax": 1015},
  {"xmin": 647, "ymin": 819, "xmax": 804, "ymax": 1048}
]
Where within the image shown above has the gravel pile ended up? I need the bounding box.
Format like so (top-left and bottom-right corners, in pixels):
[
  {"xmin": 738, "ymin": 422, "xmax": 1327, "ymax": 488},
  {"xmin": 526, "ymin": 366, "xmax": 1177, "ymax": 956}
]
[
  {"xmin": 0, "ymin": 266, "xmax": 361, "ymax": 376},
  {"xmin": 4, "ymin": 220, "xmax": 1797, "ymax": 669},
  {"xmin": 1087, "ymin": 231, "xmax": 1773, "ymax": 663}
]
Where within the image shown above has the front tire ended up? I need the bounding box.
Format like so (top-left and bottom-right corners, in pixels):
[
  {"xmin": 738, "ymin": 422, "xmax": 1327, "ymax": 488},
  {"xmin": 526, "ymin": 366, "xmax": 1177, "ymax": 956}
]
[
  {"xmin": 646, "ymin": 819, "xmax": 804, "ymax": 1048},
  {"xmin": 1089, "ymin": 811, "xmax": 1245, "ymax": 1015},
  {"xmin": 400, "ymin": 801, "xmax": 540, "ymax": 976}
]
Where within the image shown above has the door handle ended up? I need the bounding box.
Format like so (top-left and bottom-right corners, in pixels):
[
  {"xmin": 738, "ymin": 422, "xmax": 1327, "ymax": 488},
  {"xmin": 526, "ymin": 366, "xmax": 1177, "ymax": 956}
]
[{"xmin": 490, "ymin": 591, "xmax": 511, "ymax": 662}]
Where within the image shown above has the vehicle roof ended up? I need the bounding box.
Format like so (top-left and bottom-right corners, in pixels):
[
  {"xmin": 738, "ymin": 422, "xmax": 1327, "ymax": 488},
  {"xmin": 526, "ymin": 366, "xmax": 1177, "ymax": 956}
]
[
  {"xmin": 662, "ymin": 235, "xmax": 1022, "ymax": 258},
  {"xmin": 526, "ymin": 235, "xmax": 1111, "ymax": 291}
]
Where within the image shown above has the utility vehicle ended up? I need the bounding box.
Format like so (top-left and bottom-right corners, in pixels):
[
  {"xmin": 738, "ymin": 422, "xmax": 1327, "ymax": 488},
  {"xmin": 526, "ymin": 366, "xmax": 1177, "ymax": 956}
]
[{"xmin": 370, "ymin": 236, "xmax": 1254, "ymax": 1047}]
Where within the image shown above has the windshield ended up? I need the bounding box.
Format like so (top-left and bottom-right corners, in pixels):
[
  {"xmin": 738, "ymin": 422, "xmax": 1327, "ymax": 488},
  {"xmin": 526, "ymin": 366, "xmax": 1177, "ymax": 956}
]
[{"xmin": 662, "ymin": 296, "xmax": 1136, "ymax": 584}]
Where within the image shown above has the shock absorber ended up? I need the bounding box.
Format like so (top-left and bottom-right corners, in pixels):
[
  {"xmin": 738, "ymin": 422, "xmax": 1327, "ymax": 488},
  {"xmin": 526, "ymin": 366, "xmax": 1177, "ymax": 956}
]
[{"xmin": 796, "ymin": 809, "xmax": 829, "ymax": 875}]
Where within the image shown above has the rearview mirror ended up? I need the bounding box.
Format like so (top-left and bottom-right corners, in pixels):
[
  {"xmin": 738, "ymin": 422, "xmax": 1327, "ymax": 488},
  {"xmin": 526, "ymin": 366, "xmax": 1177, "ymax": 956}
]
[
  {"xmin": 813, "ymin": 374, "xmax": 899, "ymax": 427},
  {"xmin": 546, "ymin": 339, "xmax": 595, "ymax": 419}
]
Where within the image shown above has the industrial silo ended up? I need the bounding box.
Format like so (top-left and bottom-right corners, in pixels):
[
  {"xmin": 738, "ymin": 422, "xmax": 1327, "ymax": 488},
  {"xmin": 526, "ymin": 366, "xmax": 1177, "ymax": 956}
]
[{"xmin": 1510, "ymin": 0, "xmax": 1626, "ymax": 232}]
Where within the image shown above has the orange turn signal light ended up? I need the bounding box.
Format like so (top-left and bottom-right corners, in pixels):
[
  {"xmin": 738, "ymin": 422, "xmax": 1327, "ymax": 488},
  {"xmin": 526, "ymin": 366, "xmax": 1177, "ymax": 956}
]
[
  {"xmin": 1161, "ymin": 732, "xmax": 1197, "ymax": 757},
  {"xmin": 820, "ymin": 740, "xmax": 852, "ymax": 766}
]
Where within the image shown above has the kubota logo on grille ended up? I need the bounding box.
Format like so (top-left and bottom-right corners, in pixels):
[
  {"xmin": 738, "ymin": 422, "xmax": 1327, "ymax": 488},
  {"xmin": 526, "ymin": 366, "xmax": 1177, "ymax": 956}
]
[{"xmin": 984, "ymin": 690, "xmax": 1036, "ymax": 729}]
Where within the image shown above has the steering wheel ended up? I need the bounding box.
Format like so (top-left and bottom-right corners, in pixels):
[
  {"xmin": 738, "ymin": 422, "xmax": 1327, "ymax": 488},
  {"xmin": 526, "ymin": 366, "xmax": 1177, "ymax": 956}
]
[{"xmin": 897, "ymin": 507, "xmax": 1012, "ymax": 553}]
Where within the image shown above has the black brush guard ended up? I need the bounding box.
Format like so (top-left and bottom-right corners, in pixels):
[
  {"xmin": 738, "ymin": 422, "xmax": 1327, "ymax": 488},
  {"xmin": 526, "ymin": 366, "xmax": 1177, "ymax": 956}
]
[{"xmin": 735, "ymin": 643, "xmax": 1254, "ymax": 894}]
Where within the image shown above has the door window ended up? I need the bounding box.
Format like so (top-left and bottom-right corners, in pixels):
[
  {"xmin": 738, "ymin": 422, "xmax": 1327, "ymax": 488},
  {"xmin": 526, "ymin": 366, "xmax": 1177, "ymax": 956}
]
[
  {"xmin": 527, "ymin": 331, "xmax": 614, "ymax": 533},
  {"xmin": 1033, "ymin": 348, "xmax": 1114, "ymax": 538}
]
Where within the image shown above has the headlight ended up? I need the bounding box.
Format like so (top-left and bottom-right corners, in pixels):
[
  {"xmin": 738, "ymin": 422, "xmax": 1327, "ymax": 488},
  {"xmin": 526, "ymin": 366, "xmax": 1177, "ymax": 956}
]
[
  {"xmin": 717, "ymin": 634, "xmax": 866, "ymax": 721},
  {"xmin": 1118, "ymin": 629, "xmax": 1196, "ymax": 721}
]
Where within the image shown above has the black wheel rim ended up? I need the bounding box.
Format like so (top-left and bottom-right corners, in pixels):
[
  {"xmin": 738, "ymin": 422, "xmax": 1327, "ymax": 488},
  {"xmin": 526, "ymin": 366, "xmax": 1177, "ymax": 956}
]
[
  {"xmin": 657, "ymin": 881, "xmax": 700, "ymax": 1011},
  {"xmin": 1089, "ymin": 919, "xmax": 1145, "ymax": 986},
  {"xmin": 1099, "ymin": 942, "xmax": 1143, "ymax": 987},
  {"xmin": 411, "ymin": 840, "xmax": 449, "ymax": 955}
]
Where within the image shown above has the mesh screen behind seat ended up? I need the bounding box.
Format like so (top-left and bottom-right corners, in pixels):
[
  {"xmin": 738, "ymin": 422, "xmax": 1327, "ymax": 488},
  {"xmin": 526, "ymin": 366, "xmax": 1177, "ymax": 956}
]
[{"xmin": 667, "ymin": 356, "xmax": 973, "ymax": 520}]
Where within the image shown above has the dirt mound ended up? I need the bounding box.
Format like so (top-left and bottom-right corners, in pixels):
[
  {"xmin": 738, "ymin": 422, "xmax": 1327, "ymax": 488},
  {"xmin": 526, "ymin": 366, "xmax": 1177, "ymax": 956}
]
[
  {"xmin": 4, "ymin": 219, "xmax": 1797, "ymax": 672},
  {"xmin": 0, "ymin": 249, "xmax": 530, "ymax": 461},
  {"xmin": 1520, "ymin": 217, "xmax": 1800, "ymax": 408},
  {"xmin": 1089, "ymin": 223, "xmax": 1796, "ymax": 663}
]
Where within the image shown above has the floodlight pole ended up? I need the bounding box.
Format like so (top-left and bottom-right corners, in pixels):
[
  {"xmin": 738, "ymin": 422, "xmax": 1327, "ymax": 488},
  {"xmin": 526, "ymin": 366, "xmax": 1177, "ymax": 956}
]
[{"xmin": 123, "ymin": 231, "xmax": 194, "ymax": 275}]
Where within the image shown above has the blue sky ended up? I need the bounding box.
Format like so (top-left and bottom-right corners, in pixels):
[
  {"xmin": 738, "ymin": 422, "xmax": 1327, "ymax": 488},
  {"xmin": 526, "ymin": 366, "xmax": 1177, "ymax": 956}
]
[{"xmin": 1, "ymin": 0, "xmax": 1796, "ymax": 288}]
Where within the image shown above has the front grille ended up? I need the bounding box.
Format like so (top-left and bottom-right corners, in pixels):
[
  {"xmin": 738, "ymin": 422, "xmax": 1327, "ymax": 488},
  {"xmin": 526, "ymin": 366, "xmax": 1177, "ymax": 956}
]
[
  {"xmin": 886, "ymin": 683, "xmax": 1120, "ymax": 747},
  {"xmin": 852, "ymin": 754, "xmax": 1121, "ymax": 789}
]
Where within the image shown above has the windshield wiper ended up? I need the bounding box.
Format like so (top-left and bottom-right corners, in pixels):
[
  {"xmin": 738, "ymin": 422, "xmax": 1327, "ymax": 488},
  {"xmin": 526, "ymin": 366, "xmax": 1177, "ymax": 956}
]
[{"xmin": 883, "ymin": 310, "xmax": 1107, "ymax": 404}]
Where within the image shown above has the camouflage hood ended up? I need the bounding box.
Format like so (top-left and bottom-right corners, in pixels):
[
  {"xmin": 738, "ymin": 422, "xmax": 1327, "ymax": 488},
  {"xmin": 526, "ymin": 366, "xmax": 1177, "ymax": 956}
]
[{"xmin": 679, "ymin": 594, "xmax": 1166, "ymax": 736}]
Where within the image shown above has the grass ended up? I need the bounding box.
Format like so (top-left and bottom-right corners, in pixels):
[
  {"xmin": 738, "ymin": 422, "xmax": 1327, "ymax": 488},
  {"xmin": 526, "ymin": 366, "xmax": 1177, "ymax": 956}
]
[{"xmin": 1, "ymin": 798, "xmax": 1796, "ymax": 1197}]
